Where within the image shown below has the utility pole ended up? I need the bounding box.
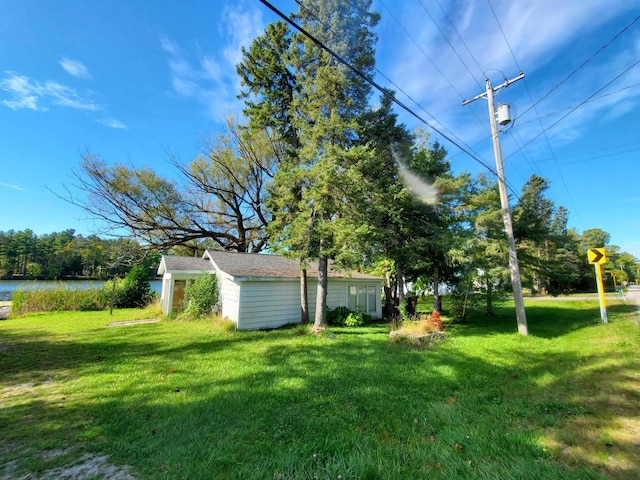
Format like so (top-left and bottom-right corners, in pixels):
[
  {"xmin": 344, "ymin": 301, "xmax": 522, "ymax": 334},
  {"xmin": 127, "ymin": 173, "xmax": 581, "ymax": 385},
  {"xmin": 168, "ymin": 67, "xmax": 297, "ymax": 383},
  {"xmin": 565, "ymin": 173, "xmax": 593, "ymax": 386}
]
[{"xmin": 462, "ymin": 73, "xmax": 528, "ymax": 335}]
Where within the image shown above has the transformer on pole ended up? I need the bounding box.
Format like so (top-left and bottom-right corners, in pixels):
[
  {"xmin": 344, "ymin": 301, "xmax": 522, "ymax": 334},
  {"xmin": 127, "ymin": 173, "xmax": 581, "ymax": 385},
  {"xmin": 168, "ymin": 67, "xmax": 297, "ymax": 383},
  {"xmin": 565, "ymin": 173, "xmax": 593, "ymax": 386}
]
[{"xmin": 462, "ymin": 73, "xmax": 528, "ymax": 336}]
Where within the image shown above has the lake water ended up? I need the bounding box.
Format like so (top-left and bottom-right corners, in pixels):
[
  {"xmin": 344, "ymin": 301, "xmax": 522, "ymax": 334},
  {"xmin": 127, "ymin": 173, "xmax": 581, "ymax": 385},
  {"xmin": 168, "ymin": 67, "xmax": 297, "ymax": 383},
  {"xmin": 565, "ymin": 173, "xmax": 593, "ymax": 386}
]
[{"xmin": 0, "ymin": 279, "xmax": 162, "ymax": 302}]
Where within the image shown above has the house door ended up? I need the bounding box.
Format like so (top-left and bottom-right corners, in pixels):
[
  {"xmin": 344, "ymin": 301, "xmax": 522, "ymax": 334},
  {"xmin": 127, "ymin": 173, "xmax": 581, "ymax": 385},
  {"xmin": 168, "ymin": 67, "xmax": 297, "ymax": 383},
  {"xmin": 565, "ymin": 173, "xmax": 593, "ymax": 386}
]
[{"xmin": 172, "ymin": 280, "xmax": 187, "ymax": 312}]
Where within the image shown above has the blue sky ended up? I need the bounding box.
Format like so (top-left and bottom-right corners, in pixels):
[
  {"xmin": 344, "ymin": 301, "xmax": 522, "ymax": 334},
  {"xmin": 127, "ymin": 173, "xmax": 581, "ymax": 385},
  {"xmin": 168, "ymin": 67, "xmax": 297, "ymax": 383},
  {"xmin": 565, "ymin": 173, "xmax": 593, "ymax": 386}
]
[{"xmin": 1, "ymin": 0, "xmax": 639, "ymax": 259}]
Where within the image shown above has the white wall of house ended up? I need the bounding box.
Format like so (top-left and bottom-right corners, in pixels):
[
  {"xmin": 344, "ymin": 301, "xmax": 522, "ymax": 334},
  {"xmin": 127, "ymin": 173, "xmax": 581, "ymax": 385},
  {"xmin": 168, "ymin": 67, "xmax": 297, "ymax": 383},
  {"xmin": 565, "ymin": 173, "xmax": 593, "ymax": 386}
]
[
  {"xmin": 217, "ymin": 272, "xmax": 241, "ymax": 325},
  {"xmin": 235, "ymin": 279, "xmax": 301, "ymax": 330},
  {"xmin": 228, "ymin": 277, "xmax": 382, "ymax": 330},
  {"xmin": 161, "ymin": 265, "xmax": 382, "ymax": 329}
]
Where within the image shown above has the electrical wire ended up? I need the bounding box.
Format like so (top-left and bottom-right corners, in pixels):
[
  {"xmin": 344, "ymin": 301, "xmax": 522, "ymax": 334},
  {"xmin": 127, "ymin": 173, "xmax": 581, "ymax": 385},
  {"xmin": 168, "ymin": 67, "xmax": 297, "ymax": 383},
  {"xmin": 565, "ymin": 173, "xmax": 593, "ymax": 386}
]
[
  {"xmin": 432, "ymin": 0, "xmax": 484, "ymax": 76},
  {"xmin": 293, "ymin": 0, "xmax": 485, "ymax": 162},
  {"xmin": 487, "ymin": 0, "xmax": 578, "ymax": 217},
  {"xmin": 507, "ymin": 57, "xmax": 640, "ymax": 159},
  {"xmin": 258, "ymin": 0, "xmax": 508, "ymax": 185},
  {"xmin": 411, "ymin": 0, "xmax": 491, "ymax": 136},
  {"xmin": 519, "ymin": 13, "xmax": 640, "ymax": 119},
  {"xmin": 417, "ymin": 0, "xmax": 483, "ymax": 91}
]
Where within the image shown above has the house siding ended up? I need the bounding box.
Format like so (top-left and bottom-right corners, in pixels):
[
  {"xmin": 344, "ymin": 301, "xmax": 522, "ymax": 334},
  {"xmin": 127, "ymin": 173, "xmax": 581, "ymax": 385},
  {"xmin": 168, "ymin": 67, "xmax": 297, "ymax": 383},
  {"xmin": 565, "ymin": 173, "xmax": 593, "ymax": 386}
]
[
  {"xmin": 217, "ymin": 273, "xmax": 241, "ymax": 325},
  {"xmin": 237, "ymin": 280, "xmax": 301, "ymax": 330},
  {"xmin": 233, "ymin": 277, "xmax": 382, "ymax": 330},
  {"xmin": 158, "ymin": 253, "xmax": 383, "ymax": 329}
]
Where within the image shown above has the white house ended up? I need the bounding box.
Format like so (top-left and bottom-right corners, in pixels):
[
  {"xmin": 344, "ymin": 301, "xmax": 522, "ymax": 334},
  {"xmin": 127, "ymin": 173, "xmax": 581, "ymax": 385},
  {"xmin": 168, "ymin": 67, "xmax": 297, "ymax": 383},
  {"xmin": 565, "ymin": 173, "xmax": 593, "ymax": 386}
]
[{"xmin": 157, "ymin": 250, "xmax": 383, "ymax": 330}]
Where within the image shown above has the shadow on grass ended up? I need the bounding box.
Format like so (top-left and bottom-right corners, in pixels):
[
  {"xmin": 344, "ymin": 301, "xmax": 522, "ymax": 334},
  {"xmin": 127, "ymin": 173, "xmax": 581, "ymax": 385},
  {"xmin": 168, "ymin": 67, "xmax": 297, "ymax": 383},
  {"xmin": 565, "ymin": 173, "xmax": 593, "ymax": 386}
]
[
  {"xmin": 1, "ymin": 307, "xmax": 639, "ymax": 480},
  {"xmin": 450, "ymin": 300, "xmax": 612, "ymax": 339}
]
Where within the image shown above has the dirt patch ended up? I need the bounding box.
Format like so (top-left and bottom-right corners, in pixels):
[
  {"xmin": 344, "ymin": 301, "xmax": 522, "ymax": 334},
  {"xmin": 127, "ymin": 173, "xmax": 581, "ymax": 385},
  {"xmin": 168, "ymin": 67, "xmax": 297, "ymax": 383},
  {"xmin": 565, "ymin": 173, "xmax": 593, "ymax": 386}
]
[
  {"xmin": 40, "ymin": 453, "xmax": 136, "ymax": 480},
  {"xmin": 0, "ymin": 448, "xmax": 135, "ymax": 480},
  {"xmin": 106, "ymin": 319, "xmax": 159, "ymax": 327}
]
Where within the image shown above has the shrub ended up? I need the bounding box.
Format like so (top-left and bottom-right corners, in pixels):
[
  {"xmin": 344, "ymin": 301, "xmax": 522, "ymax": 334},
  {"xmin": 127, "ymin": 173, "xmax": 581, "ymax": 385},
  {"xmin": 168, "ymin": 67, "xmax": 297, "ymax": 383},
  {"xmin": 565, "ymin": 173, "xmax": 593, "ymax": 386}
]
[
  {"xmin": 326, "ymin": 306, "xmax": 351, "ymax": 326},
  {"xmin": 344, "ymin": 312, "xmax": 366, "ymax": 327},
  {"xmin": 182, "ymin": 273, "xmax": 219, "ymax": 319},
  {"xmin": 448, "ymin": 285, "xmax": 483, "ymax": 322},
  {"xmin": 326, "ymin": 306, "xmax": 371, "ymax": 327},
  {"xmin": 427, "ymin": 310, "xmax": 443, "ymax": 331},
  {"xmin": 104, "ymin": 265, "xmax": 155, "ymax": 309}
]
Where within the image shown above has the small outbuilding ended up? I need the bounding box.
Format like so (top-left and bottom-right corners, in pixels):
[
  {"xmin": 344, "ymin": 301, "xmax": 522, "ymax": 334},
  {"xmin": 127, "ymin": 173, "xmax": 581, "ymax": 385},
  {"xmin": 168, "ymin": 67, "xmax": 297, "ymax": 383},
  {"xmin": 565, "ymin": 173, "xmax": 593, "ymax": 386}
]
[{"xmin": 157, "ymin": 250, "xmax": 383, "ymax": 330}]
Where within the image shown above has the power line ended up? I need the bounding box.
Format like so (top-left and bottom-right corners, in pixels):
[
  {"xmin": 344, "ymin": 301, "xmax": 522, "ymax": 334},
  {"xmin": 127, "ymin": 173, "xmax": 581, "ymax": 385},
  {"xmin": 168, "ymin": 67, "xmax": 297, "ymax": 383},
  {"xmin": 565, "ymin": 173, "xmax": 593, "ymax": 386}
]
[
  {"xmin": 432, "ymin": 0, "xmax": 484, "ymax": 76},
  {"xmin": 506, "ymin": 57, "xmax": 640, "ymax": 160},
  {"xmin": 516, "ymin": 82, "xmax": 640, "ymax": 126},
  {"xmin": 417, "ymin": 0, "xmax": 483, "ymax": 91},
  {"xmin": 258, "ymin": 0, "xmax": 505, "ymax": 182},
  {"xmin": 487, "ymin": 0, "xmax": 579, "ymax": 221},
  {"xmin": 378, "ymin": 0, "xmax": 478, "ymax": 98},
  {"xmin": 519, "ymin": 13, "xmax": 640, "ymax": 119},
  {"xmin": 293, "ymin": 0, "xmax": 485, "ymax": 162}
]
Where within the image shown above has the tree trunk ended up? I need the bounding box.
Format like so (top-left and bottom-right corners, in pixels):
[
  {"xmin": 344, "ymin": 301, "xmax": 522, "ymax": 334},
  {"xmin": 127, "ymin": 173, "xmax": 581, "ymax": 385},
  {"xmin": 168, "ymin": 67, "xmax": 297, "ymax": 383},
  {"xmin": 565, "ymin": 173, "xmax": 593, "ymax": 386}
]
[
  {"xmin": 313, "ymin": 254, "xmax": 328, "ymax": 330},
  {"xmin": 383, "ymin": 285, "xmax": 394, "ymax": 320},
  {"xmin": 397, "ymin": 262, "xmax": 405, "ymax": 304},
  {"xmin": 535, "ymin": 246, "xmax": 541, "ymax": 294},
  {"xmin": 485, "ymin": 276, "xmax": 494, "ymax": 316},
  {"xmin": 432, "ymin": 265, "xmax": 441, "ymax": 312},
  {"xmin": 300, "ymin": 266, "xmax": 309, "ymax": 325}
]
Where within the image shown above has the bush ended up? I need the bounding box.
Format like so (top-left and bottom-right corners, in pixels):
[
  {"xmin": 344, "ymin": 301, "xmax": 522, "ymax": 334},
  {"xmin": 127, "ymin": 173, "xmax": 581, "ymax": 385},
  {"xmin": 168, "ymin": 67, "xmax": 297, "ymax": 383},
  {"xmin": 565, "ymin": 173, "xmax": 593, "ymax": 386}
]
[
  {"xmin": 326, "ymin": 306, "xmax": 371, "ymax": 327},
  {"xmin": 326, "ymin": 306, "xmax": 351, "ymax": 326},
  {"xmin": 182, "ymin": 273, "xmax": 219, "ymax": 319},
  {"xmin": 448, "ymin": 286, "xmax": 483, "ymax": 322},
  {"xmin": 344, "ymin": 312, "xmax": 367, "ymax": 327},
  {"xmin": 105, "ymin": 265, "xmax": 154, "ymax": 309}
]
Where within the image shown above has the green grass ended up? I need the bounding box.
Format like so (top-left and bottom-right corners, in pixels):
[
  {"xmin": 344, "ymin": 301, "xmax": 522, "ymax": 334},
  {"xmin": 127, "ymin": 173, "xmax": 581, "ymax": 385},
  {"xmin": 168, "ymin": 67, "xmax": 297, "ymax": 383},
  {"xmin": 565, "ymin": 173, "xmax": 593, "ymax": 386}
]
[{"xmin": 1, "ymin": 299, "xmax": 639, "ymax": 479}]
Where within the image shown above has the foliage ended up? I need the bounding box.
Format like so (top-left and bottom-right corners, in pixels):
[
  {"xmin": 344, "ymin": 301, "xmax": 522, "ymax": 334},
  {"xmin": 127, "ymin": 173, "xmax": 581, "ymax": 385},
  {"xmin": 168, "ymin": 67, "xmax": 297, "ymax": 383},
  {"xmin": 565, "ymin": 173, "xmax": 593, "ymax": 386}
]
[
  {"xmin": 0, "ymin": 229, "xmax": 151, "ymax": 280},
  {"xmin": 182, "ymin": 273, "xmax": 219, "ymax": 320},
  {"xmin": 392, "ymin": 310, "xmax": 444, "ymax": 335},
  {"xmin": 109, "ymin": 265, "xmax": 155, "ymax": 309},
  {"xmin": 5, "ymin": 300, "xmax": 636, "ymax": 479},
  {"xmin": 326, "ymin": 306, "xmax": 371, "ymax": 327},
  {"xmin": 11, "ymin": 284, "xmax": 108, "ymax": 314},
  {"xmin": 448, "ymin": 284, "xmax": 484, "ymax": 322},
  {"xmin": 63, "ymin": 116, "xmax": 275, "ymax": 254}
]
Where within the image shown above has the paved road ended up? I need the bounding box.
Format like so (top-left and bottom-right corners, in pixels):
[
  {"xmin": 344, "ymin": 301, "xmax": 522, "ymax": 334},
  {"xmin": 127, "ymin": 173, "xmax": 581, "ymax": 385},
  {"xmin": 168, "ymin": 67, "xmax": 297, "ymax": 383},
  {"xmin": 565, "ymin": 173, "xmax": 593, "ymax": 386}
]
[{"xmin": 625, "ymin": 284, "xmax": 640, "ymax": 306}]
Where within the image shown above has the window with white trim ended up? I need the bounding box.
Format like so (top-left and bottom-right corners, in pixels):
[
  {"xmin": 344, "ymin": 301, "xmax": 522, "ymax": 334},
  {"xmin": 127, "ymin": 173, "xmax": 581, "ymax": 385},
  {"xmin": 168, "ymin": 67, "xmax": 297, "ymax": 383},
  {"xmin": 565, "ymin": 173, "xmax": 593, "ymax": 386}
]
[{"xmin": 348, "ymin": 285, "xmax": 377, "ymax": 313}]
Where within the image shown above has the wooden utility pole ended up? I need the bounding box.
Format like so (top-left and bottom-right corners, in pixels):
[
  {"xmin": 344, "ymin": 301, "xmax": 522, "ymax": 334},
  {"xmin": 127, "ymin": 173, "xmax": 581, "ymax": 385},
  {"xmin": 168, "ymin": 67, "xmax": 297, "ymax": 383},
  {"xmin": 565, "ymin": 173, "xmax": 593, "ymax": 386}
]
[{"xmin": 463, "ymin": 73, "xmax": 528, "ymax": 335}]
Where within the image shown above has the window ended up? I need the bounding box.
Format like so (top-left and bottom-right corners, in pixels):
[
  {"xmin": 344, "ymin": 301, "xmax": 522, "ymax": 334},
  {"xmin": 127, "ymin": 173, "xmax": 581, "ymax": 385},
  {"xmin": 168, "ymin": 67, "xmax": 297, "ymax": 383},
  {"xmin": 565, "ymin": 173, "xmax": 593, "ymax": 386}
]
[{"xmin": 347, "ymin": 284, "xmax": 377, "ymax": 313}]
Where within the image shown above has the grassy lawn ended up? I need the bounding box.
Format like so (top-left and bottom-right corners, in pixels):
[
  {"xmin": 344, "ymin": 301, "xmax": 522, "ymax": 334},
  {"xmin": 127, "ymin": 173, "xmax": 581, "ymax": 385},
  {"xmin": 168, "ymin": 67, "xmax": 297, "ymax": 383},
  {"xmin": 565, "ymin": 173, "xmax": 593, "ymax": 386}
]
[{"xmin": 1, "ymin": 299, "xmax": 639, "ymax": 479}]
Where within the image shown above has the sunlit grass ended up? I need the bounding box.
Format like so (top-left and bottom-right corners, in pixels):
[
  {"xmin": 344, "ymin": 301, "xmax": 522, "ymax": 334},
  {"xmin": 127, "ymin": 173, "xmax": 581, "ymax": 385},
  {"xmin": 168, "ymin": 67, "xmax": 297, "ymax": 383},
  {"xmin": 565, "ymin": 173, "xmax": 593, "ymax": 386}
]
[{"xmin": 1, "ymin": 299, "xmax": 638, "ymax": 479}]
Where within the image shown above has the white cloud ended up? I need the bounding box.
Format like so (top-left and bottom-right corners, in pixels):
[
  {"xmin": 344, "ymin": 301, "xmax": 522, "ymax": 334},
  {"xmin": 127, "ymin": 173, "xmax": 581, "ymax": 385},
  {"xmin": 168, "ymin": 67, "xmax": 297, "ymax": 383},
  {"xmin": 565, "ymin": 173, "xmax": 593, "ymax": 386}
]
[
  {"xmin": 221, "ymin": 3, "xmax": 264, "ymax": 67},
  {"xmin": 60, "ymin": 57, "xmax": 92, "ymax": 79},
  {"xmin": 379, "ymin": 0, "xmax": 638, "ymax": 164},
  {"xmin": 0, "ymin": 182, "xmax": 26, "ymax": 192},
  {"xmin": 97, "ymin": 117, "xmax": 127, "ymax": 129},
  {"xmin": 0, "ymin": 73, "xmax": 41, "ymax": 110},
  {"xmin": 160, "ymin": 1, "xmax": 264, "ymax": 121},
  {"xmin": 0, "ymin": 71, "xmax": 99, "ymax": 111},
  {"xmin": 0, "ymin": 71, "xmax": 128, "ymax": 129}
]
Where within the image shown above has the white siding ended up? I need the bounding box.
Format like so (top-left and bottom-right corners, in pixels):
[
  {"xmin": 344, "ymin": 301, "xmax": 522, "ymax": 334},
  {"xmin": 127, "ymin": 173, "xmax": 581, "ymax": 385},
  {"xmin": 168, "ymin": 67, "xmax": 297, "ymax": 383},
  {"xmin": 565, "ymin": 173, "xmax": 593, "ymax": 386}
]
[
  {"xmin": 232, "ymin": 277, "xmax": 382, "ymax": 330},
  {"xmin": 236, "ymin": 280, "xmax": 301, "ymax": 330},
  {"xmin": 218, "ymin": 275, "xmax": 241, "ymax": 325}
]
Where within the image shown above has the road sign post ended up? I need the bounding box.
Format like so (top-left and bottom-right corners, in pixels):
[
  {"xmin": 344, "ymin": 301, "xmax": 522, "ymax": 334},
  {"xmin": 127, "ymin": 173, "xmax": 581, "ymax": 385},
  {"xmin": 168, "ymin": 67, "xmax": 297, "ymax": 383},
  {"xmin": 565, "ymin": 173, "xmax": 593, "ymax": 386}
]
[{"xmin": 588, "ymin": 248, "xmax": 607, "ymax": 324}]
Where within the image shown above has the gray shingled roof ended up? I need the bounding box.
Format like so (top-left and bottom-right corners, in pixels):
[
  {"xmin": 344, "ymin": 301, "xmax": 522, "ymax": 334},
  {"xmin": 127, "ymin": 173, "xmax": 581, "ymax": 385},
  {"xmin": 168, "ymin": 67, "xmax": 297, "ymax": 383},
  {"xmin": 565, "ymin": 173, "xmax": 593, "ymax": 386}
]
[
  {"xmin": 205, "ymin": 250, "xmax": 381, "ymax": 280},
  {"xmin": 159, "ymin": 251, "xmax": 380, "ymax": 280},
  {"xmin": 159, "ymin": 255, "xmax": 213, "ymax": 274}
]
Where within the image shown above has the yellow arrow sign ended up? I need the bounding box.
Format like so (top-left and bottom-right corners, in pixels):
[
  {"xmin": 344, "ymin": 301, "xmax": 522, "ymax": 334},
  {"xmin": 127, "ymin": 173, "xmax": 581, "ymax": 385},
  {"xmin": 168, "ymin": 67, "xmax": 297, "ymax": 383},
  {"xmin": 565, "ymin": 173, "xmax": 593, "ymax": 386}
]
[{"xmin": 587, "ymin": 248, "xmax": 606, "ymax": 264}]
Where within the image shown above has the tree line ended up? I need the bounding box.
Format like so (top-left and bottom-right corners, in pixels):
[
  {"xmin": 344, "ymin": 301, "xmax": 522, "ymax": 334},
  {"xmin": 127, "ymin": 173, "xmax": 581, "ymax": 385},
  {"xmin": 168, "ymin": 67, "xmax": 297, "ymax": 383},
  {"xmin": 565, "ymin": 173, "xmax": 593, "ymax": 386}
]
[
  {"xmin": 0, "ymin": 229, "xmax": 159, "ymax": 280},
  {"xmin": 59, "ymin": 0, "xmax": 638, "ymax": 327}
]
